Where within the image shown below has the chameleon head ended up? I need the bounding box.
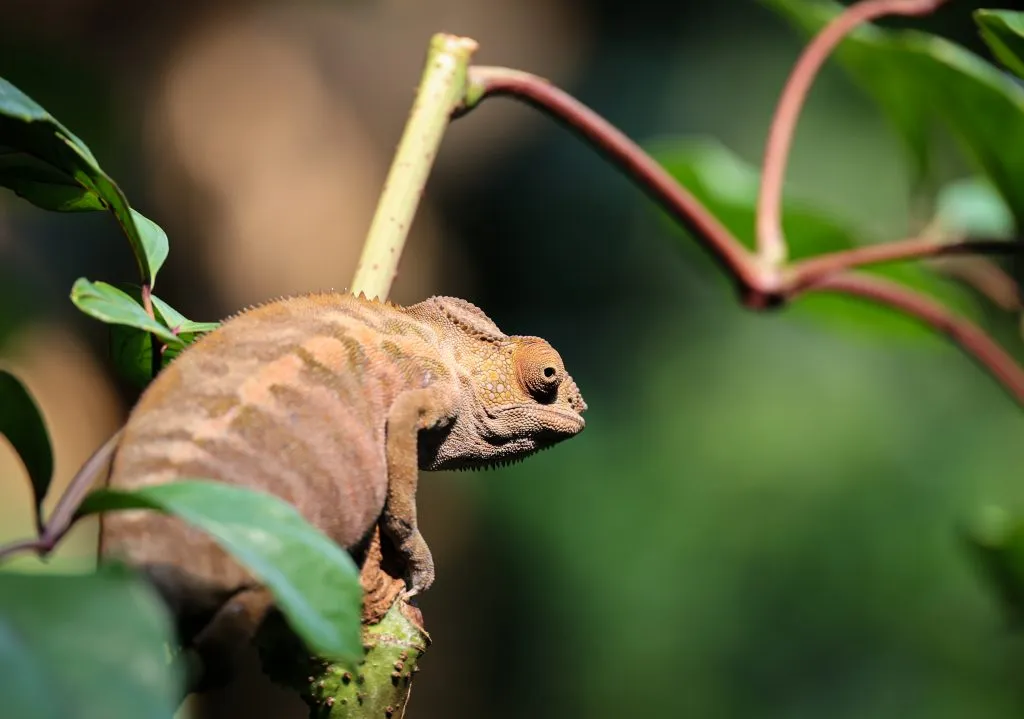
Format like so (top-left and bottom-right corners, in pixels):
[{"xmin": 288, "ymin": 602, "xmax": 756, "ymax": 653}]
[{"xmin": 409, "ymin": 296, "xmax": 587, "ymax": 470}]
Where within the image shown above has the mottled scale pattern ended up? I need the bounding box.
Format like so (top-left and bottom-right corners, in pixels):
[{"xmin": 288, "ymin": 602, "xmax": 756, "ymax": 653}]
[
  {"xmin": 101, "ymin": 293, "xmax": 455, "ymax": 590},
  {"xmin": 98, "ymin": 291, "xmax": 587, "ymax": 639}
]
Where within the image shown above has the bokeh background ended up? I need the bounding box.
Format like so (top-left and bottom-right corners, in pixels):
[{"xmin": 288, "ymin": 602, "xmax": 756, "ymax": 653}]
[{"xmin": 3, "ymin": 0, "xmax": 1024, "ymax": 717}]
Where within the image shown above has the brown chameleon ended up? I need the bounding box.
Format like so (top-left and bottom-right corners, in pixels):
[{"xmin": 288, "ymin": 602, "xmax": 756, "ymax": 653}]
[{"xmin": 97, "ymin": 292, "xmax": 586, "ymax": 686}]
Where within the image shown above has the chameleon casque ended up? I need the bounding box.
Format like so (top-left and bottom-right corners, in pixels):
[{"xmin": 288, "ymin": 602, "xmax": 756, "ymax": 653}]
[{"xmin": 97, "ymin": 292, "xmax": 587, "ymax": 686}]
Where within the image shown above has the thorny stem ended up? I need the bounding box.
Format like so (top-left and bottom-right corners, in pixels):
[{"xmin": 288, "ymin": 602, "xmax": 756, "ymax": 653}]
[
  {"xmin": 351, "ymin": 33, "xmax": 479, "ymax": 301},
  {"xmin": 757, "ymin": 0, "xmax": 950, "ymax": 266}
]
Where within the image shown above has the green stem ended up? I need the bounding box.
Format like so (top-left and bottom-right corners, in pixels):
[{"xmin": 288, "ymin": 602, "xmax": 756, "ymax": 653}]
[
  {"xmin": 350, "ymin": 34, "xmax": 478, "ymax": 301},
  {"xmin": 259, "ymin": 529, "xmax": 429, "ymax": 719}
]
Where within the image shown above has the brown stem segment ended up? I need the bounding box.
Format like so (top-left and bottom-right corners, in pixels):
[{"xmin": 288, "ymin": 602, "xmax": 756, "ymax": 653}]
[
  {"xmin": 931, "ymin": 256, "xmax": 1022, "ymax": 313},
  {"xmin": 757, "ymin": 0, "xmax": 949, "ymax": 266},
  {"xmin": 463, "ymin": 66, "xmax": 772, "ymax": 296},
  {"xmin": 0, "ymin": 430, "xmax": 122, "ymax": 564},
  {"xmin": 809, "ymin": 272, "xmax": 1024, "ymax": 405},
  {"xmin": 786, "ymin": 237, "xmax": 1024, "ymax": 292}
]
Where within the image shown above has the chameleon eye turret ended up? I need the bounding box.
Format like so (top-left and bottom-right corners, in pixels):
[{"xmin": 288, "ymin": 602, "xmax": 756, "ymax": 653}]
[{"xmin": 514, "ymin": 339, "xmax": 564, "ymax": 403}]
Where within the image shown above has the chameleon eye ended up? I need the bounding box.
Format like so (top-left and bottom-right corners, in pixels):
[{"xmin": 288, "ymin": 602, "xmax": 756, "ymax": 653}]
[{"xmin": 515, "ymin": 341, "xmax": 563, "ymax": 401}]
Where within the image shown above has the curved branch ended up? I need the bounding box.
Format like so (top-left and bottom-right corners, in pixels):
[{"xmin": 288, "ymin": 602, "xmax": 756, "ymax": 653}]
[
  {"xmin": 757, "ymin": 0, "xmax": 949, "ymax": 266},
  {"xmin": 809, "ymin": 272, "xmax": 1024, "ymax": 405},
  {"xmin": 930, "ymin": 256, "xmax": 1022, "ymax": 313},
  {"xmin": 462, "ymin": 66, "xmax": 771, "ymax": 295}
]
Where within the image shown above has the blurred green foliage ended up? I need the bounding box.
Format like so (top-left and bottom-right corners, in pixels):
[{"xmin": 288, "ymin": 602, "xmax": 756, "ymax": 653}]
[
  {"xmin": 0, "ymin": 565, "xmax": 182, "ymax": 719},
  {"xmin": 976, "ymin": 10, "xmax": 1024, "ymax": 80}
]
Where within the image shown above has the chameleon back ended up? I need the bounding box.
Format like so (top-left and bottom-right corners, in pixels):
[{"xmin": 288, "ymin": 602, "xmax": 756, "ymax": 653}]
[{"xmin": 100, "ymin": 292, "xmax": 451, "ymax": 594}]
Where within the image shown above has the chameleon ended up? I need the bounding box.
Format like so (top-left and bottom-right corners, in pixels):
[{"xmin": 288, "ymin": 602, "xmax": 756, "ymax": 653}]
[{"xmin": 96, "ymin": 291, "xmax": 587, "ymax": 687}]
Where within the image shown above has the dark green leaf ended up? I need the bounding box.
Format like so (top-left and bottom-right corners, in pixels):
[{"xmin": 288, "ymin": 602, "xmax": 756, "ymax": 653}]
[
  {"xmin": 108, "ymin": 324, "xmax": 159, "ymax": 389},
  {"xmin": 70, "ymin": 278, "xmax": 181, "ymax": 347},
  {"xmin": 0, "ymin": 370, "xmax": 53, "ymax": 532},
  {"xmin": 651, "ymin": 136, "xmax": 977, "ymax": 339},
  {"xmin": 0, "ymin": 76, "xmax": 168, "ymax": 284},
  {"xmin": 965, "ymin": 505, "xmax": 1024, "ymax": 626},
  {"xmin": 0, "ymin": 148, "xmax": 104, "ymax": 211},
  {"xmin": 0, "ymin": 565, "xmax": 182, "ymax": 719},
  {"xmin": 108, "ymin": 289, "xmax": 218, "ymax": 388},
  {"xmin": 763, "ymin": 0, "xmax": 1024, "ymax": 220},
  {"xmin": 0, "ymin": 76, "xmax": 97, "ymax": 163},
  {"xmin": 79, "ymin": 480, "xmax": 363, "ymax": 664},
  {"xmin": 975, "ymin": 10, "xmax": 1024, "ymax": 80}
]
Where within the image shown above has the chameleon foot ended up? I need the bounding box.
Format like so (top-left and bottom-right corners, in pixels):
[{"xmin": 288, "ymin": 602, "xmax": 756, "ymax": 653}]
[{"xmin": 398, "ymin": 530, "xmax": 435, "ymax": 598}]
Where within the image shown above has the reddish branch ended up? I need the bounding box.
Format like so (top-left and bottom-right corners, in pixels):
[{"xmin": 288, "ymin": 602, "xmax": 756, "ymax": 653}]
[
  {"xmin": 459, "ymin": 0, "xmax": 1024, "ymax": 407},
  {"xmin": 812, "ymin": 273, "xmax": 1024, "ymax": 400},
  {"xmin": 0, "ymin": 430, "xmax": 122, "ymax": 562},
  {"xmin": 931, "ymin": 256, "xmax": 1022, "ymax": 312},
  {"xmin": 786, "ymin": 237, "xmax": 1020, "ymax": 292},
  {"xmin": 463, "ymin": 67, "xmax": 769, "ymax": 295},
  {"xmin": 756, "ymin": 0, "xmax": 950, "ymax": 265}
]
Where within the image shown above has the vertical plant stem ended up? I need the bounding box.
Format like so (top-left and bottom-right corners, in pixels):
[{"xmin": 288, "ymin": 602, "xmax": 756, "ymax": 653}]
[
  {"xmin": 350, "ymin": 34, "xmax": 479, "ymax": 301},
  {"xmin": 140, "ymin": 284, "xmax": 161, "ymax": 379}
]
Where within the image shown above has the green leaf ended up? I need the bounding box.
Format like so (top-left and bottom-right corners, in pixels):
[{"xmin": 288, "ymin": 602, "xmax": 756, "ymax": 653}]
[
  {"xmin": 128, "ymin": 209, "xmax": 169, "ymax": 287},
  {"xmin": 651, "ymin": 136, "xmax": 976, "ymax": 339},
  {"xmin": 976, "ymin": 10, "xmax": 1024, "ymax": 80},
  {"xmin": 108, "ymin": 289, "xmax": 219, "ymax": 388},
  {"xmin": 70, "ymin": 278, "xmax": 182, "ymax": 347},
  {"xmin": 0, "ymin": 370, "xmax": 52, "ymax": 532},
  {"xmin": 0, "ymin": 565, "xmax": 182, "ymax": 719},
  {"xmin": 79, "ymin": 480, "xmax": 363, "ymax": 664},
  {"xmin": 0, "ymin": 149, "xmax": 104, "ymax": 211},
  {"xmin": 0, "ymin": 76, "xmax": 168, "ymax": 284},
  {"xmin": 108, "ymin": 324, "xmax": 160, "ymax": 389},
  {"xmin": 965, "ymin": 505, "xmax": 1024, "ymax": 626},
  {"xmin": 150, "ymin": 295, "xmax": 220, "ymax": 335},
  {"xmin": 763, "ymin": 0, "xmax": 1024, "ymax": 221},
  {"xmin": 0, "ymin": 76, "xmax": 97, "ymax": 165},
  {"xmin": 935, "ymin": 176, "xmax": 1017, "ymax": 239}
]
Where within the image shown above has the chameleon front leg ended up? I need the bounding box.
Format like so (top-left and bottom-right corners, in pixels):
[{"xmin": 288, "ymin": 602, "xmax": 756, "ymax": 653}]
[{"xmin": 383, "ymin": 385, "xmax": 454, "ymax": 597}]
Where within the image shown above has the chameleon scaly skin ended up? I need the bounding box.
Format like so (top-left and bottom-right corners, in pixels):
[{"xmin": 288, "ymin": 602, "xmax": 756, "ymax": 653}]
[{"xmin": 98, "ymin": 292, "xmax": 586, "ymax": 685}]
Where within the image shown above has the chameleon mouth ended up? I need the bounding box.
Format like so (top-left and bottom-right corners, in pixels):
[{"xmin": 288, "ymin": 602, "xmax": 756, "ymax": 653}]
[{"xmin": 501, "ymin": 404, "xmax": 586, "ymax": 435}]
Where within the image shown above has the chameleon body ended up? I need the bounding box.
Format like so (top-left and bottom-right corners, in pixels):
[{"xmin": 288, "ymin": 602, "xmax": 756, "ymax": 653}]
[{"xmin": 98, "ymin": 292, "xmax": 586, "ymax": 685}]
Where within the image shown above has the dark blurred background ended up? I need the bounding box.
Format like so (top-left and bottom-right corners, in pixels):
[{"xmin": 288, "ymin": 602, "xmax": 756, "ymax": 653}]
[{"xmin": 3, "ymin": 0, "xmax": 1024, "ymax": 717}]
